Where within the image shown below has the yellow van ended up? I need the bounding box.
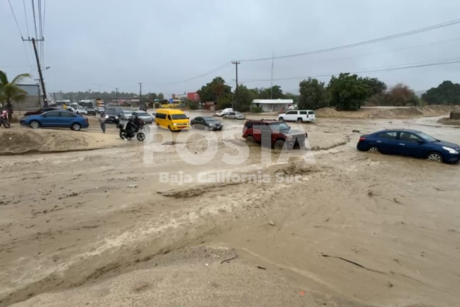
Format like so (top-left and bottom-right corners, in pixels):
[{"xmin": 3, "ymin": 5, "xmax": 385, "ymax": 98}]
[{"xmin": 155, "ymin": 109, "xmax": 190, "ymax": 131}]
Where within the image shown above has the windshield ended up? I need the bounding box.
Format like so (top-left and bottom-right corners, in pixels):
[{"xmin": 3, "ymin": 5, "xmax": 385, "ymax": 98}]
[
  {"xmin": 172, "ymin": 114, "xmax": 187, "ymax": 119},
  {"xmin": 270, "ymin": 123, "xmax": 291, "ymax": 132},
  {"xmin": 416, "ymin": 132, "xmax": 437, "ymax": 142},
  {"xmin": 135, "ymin": 112, "xmax": 148, "ymax": 116},
  {"xmin": 203, "ymin": 117, "xmax": 217, "ymax": 121}
]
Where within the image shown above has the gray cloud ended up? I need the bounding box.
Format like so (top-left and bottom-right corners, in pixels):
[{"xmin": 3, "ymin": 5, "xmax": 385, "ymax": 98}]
[{"xmin": 2, "ymin": 0, "xmax": 460, "ymax": 96}]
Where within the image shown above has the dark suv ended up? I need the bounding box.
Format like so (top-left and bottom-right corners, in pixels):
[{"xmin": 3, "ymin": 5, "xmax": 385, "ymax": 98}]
[
  {"xmin": 242, "ymin": 119, "xmax": 308, "ymax": 150},
  {"xmin": 104, "ymin": 107, "xmax": 123, "ymax": 124}
]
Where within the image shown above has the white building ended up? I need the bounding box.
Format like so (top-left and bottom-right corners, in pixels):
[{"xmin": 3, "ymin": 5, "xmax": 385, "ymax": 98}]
[{"xmin": 251, "ymin": 99, "xmax": 294, "ymax": 112}]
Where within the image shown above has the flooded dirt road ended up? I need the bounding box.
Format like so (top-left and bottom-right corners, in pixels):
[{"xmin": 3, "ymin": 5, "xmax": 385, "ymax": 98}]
[{"xmin": 1, "ymin": 114, "xmax": 460, "ymax": 306}]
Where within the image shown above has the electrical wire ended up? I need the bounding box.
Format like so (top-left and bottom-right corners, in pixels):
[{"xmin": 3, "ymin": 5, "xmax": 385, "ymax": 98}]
[
  {"xmin": 42, "ymin": 0, "xmax": 46, "ymax": 68},
  {"xmin": 31, "ymin": 0, "xmax": 38, "ymax": 39},
  {"xmin": 38, "ymin": 0, "xmax": 44, "ymax": 65},
  {"xmin": 8, "ymin": 0, "xmax": 24, "ymax": 38},
  {"xmin": 239, "ymin": 18, "xmax": 460, "ymax": 62},
  {"xmin": 280, "ymin": 37, "xmax": 460, "ymax": 69},
  {"xmin": 8, "ymin": 0, "xmax": 33, "ymax": 67},
  {"xmin": 22, "ymin": 0, "xmax": 30, "ymax": 38},
  {"xmin": 240, "ymin": 58, "xmax": 460, "ymax": 83},
  {"xmin": 164, "ymin": 62, "xmax": 232, "ymax": 85}
]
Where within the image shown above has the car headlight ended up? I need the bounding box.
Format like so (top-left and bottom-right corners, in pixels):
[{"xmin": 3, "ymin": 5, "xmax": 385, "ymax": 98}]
[
  {"xmin": 105, "ymin": 115, "xmax": 108, "ymax": 118},
  {"xmin": 115, "ymin": 116, "xmax": 118, "ymax": 119},
  {"xmin": 443, "ymin": 146, "xmax": 459, "ymax": 154},
  {"xmin": 173, "ymin": 123, "xmax": 178, "ymax": 126}
]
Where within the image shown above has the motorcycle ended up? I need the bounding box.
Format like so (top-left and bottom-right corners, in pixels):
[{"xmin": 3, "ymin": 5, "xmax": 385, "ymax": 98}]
[
  {"xmin": 0, "ymin": 111, "xmax": 11, "ymax": 128},
  {"xmin": 118, "ymin": 118, "xmax": 146, "ymax": 141}
]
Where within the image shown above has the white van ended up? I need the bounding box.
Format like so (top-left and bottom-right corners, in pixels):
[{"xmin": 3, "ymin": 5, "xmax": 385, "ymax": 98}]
[
  {"xmin": 278, "ymin": 110, "xmax": 315, "ymax": 122},
  {"xmin": 215, "ymin": 108, "xmax": 233, "ymax": 117}
]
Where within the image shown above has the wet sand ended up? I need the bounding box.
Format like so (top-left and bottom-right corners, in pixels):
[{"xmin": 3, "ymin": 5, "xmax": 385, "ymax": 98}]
[{"xmin": 1, "ymin": 114, "xmax": 460, "ymax": 307}]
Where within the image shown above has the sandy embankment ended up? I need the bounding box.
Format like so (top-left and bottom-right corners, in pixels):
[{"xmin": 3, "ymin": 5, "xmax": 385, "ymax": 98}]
[
  {"xmin": 0, "ymin": 128, "xmax": 125, "ymax": 155},
  {"xmin": 316, "ymin": 105, "xmax": 460, "ymax": 118}
]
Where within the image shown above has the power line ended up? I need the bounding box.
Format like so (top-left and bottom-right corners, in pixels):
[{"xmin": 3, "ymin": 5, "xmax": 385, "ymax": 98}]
[
  {"xmin": 38, "ymin": 0, "xmax": 44, "ymax": 65},
  {"xmin": 22, "ymin": 0, "xmax": 30, "ymax": 38},
  {"xmin": 281, "ymin": 37, "xmax": 460, "ymax": 69},
  {"xmin": 239, "ymin": 18, "xmax": 460, "ymax": 62},
  {"xmin": 240, "ymin": 58, "xmax": 460, "ymax": 83},
  {"xmin": 164, "ymin": 62, "xmax": 231, "ymax": 85},
  {"xmin": 8, "ymin": 0, "xmax": 24, "ymax": 37},
  {"xmin": 43, "ymin": 0, "xmax": 46, "ymax": 36},
  {"xmin": 31, "ymin": 0, "xmax": 39, "ymax": 39},
  {"xmin": 8, "ymin": 0, "xmax": 33, "ymax": 67}
]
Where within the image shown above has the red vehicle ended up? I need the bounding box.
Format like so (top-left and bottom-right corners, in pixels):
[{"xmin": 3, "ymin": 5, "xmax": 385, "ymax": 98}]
[
  {"xmin": 242, "ymin": 119, "xmax": 308, "ymax": 151},
  {"xmin": 24, "ymin": 107, "xmax": 58, "ymax": 116}
]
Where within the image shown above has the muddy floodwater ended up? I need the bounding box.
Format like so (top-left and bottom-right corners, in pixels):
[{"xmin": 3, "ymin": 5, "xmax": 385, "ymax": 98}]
[{"xmin": 1, "ymin": 114, "xmax": 460, "ymax": 307}]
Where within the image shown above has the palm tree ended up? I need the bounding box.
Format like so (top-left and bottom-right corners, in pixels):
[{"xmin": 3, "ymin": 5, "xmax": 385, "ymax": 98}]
[{"xmin": 0, "ymin": 70, "xmax": 31, "ymax": 118}]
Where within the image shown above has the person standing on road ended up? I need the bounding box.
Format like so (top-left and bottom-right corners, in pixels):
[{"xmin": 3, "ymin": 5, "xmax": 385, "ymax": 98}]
[
  {"xmin": 63, "ymin": 103, "xmax": 67, "ymax": 110},
  {"xmin": 99, "ymin": 111, "xmax": 106, "ymax": 133}
]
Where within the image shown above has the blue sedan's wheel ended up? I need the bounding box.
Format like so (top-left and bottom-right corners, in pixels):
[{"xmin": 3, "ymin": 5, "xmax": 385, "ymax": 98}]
[
  {"xmin": 368, "ymin": 146, "xmax": 379, "ymax": 153},
  {"xmin": 30, "ymin": 120, "xmax": 40, "ymax": 129},
  {"xmin": 72, "ymin": 123, "xmax": 81, "ymax": 131},
  {"xmin": 427, "ymin": 152, "xmax": 443, "ymax": 163}
]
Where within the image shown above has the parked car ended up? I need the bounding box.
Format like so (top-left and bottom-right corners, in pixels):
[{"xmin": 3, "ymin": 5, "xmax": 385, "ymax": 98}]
[
  {"xmin": 223, "ymin": 111, "xmax": 245, "ymax": 120},
  {"xmin": 155, "ymin": 109, "xmax": 190, "ymax": 131},
  {"xmin": 151, "ymin": 112, "xmax": 156, "ymax": 119},
  {"xmin": 96, "ymin": 107, "xmax": 105, "ymax": 114},
  {"xmin": 191, "ymin": 116, "xmax": 223, "ymax": 131},
  {"xmin": 278, "ymin": 110, "xmax": 315, "ymax": 122},
  {"xmin": 86, "ymin": 108, "xmax": 97, "ymax": 116},
  {"xmin": 75, "ymin": 107, "xmax": 88, "ymax": 115},
  {"xmin": 119, "ymin": 110, "xmax": 133, "ymax": 121},
  {"xmin": 67, "ymin": 106, "xmax": 76, "ymax": 113},
  {"xmin": 132, "ymin": 111, "xmax": 153, "ymax": 124},
  {"xmin": 215, "ymin": 108, "xmax": 233, "ymax": 117},
  {"xmin": 242, "ymin": 119, "xmax": 308, "ymax": 150},
  {"xmin": 24, "ymin": 107, "xmax": 58, "ymax": 116},
  {"xmin": 357, "ymin": 129, "xmax": 460, "ymax": 164},
  {"xmin": 104, "ymin": 108, "xmax": 120, "ymax": 124},
  {"xmin": 20, "ymin": 110, "xmax": 89, "ymax": 131}
]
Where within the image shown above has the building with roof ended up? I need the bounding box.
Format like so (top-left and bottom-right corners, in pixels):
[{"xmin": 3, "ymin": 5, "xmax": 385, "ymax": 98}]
[
  {"xmin": 10, "ymin": 84, "xmax": 41, "ymax": 111},
  {"xmin": 251, "ymin": 99, "xmax": 294, "ymax": 112}
]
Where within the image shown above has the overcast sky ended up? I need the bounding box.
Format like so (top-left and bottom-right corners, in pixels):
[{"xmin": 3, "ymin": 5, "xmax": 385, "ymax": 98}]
[{"xmin": 2, "ymin": 0, "xmax": 460, "ymax": 96}]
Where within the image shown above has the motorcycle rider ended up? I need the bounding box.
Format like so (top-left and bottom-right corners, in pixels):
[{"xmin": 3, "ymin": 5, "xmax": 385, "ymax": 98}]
[{"xmin": 124, "ymin": 115, "xmax": 142, "ymax": 139}]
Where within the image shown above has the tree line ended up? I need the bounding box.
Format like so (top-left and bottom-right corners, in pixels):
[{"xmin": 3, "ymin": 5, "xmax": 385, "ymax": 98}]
[
  {"xmin": 196, "ymin": 74, "xmax": 460, "ymax": 111},
  {"xmin": 58, "ymin": 91, "xmax": 164, "ymax": 103}
]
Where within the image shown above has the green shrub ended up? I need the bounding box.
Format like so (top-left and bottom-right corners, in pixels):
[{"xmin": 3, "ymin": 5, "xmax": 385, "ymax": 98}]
[{"xmin": 251, "ymin": 106, "xmax": 263, "ymax": 113}]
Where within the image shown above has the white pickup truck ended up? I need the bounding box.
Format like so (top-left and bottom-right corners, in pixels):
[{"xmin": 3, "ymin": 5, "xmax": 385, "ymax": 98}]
[{"xmin": 278, "ymin": 110, "xmax": 315, "ymax": 122}]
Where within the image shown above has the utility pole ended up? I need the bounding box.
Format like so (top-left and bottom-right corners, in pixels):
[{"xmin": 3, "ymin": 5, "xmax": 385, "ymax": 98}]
[
  {"xmin": 23, "ymin": 37, "xmax": 48, "ymax": 107},
  {"xmin": 138, "ymin": 83, "xmax": 143, "ymax": 107},
  {"xmin": 270, "ymin": 52, "xmax": 275, "ymax": 99},
  {"xmin": 231, "ymin": 61, "xmax": 240, "ymax": 110},
  {"xmin": 115, "ymin": 88, "xmax": 119, "ymax": 105},
  {"xmin": 93, "ymin": 83, "xmax": 105, "ymax": 98}
]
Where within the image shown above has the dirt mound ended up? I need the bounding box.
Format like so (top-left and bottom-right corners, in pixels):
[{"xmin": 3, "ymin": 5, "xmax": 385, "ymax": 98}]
[
  {"xmin": 315, "ymin": 107, "xmax": 340, "ymax": 117},
  {"xmin": 316, "ymin": 105, "xmax": 459, "ymax": 119},
  {"xmin": 437, "ymin": 117, "xmax": 460, "ymax": 126},
  {"xmin": 0, "ymin": 129, "xmax": 123, "ymax": 154}
]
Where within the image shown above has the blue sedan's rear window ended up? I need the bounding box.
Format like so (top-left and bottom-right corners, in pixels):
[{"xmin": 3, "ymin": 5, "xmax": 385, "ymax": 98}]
[{"xmin": 377, "ymin": 132, "xmax": 397, "ymax": 140}]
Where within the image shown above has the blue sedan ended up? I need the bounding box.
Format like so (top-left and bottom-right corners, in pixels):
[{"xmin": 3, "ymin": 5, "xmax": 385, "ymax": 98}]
[
  {"xmin": 20, "ymin": 110, "xmax": 89, "ymax": 131},
  {"xmin": 357, "ymin": 129, "xmax": 460, "ymax": 164}
]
